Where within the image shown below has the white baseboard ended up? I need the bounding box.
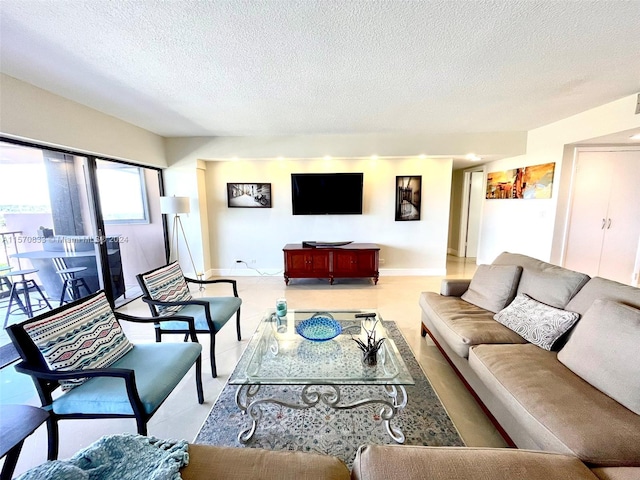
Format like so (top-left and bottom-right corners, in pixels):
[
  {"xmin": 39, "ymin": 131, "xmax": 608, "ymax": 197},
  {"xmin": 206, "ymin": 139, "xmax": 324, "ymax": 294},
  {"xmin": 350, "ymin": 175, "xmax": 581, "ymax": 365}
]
[
  {"xmin": 209, "ymin": 268, "xmax": 447, "ymax": 277},
  {"xmin": 212, "ymin": 268, "xmax": 284, "ymax": 277},
  {"xmin": 380, "ymin": 268, "xmax": 447, "ymax": 276}
]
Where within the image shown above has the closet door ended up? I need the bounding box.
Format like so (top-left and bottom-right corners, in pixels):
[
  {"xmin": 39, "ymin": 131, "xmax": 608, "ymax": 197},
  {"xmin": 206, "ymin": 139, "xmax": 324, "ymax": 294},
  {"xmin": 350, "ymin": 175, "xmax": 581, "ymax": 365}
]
[
  {"xmin": 596, "ymin": 152, "xmax": 640, "ymax": 284},
  {"xmin": 564, "ymin": 150, "xmax": 640, "ymax": 285},
  {"xmin": 564, "ymin": 152, "xmax": 612, "ymax": 277}
]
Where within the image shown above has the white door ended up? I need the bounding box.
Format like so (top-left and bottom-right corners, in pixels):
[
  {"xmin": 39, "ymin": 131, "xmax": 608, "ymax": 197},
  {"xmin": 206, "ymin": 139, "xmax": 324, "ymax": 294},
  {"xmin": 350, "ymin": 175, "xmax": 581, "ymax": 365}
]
[
  {"xmin": 597, "ymin": 152, "xmax": 640, "ymax": 284},
  {"xmin": 564, "ymin": 152, "xmax": 611, "ymax": 276},
  {"xmin": 465, "ymin": 171, "xmax": 483, "ymax": 258},
  {"xmin": 564, "ymin": 150, "xmax": 640, "ymax": 284}
]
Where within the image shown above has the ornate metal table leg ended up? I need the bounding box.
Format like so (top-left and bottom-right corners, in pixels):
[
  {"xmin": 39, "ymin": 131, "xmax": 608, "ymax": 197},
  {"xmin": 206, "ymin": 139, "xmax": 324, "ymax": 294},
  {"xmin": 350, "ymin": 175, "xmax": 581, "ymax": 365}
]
[
  {"xmin": 383, "ymin": 385, "xmax": 408, "ymax": 443},
  {"xmin": 234, "ymin": 384, "xmax": 409, "ymax": 444},
  {"xmin": 235, "ymin": 384, "xmax": 262, "ymax": 443}
]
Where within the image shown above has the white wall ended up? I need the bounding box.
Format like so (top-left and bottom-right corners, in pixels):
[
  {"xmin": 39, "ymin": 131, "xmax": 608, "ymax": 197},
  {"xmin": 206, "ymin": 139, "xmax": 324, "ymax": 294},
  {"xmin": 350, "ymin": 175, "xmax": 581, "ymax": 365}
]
[
  {"xmin": 164, "ymin": 132, "xmax": 526, "ymax": 161},
  {"xmin": 204, "ymin": 157, "xmax": 453, "ymax": 276},
  {"xmin": 0, "ymin": 74, "xmax": 166, "ymax": 166},
  {"xmin": 164, "ymin": 132, "xmax": 526, "ymax": 276},
  {"xmin": 477, "ymin": 93, "xmax": 640, "ymax": 265}
]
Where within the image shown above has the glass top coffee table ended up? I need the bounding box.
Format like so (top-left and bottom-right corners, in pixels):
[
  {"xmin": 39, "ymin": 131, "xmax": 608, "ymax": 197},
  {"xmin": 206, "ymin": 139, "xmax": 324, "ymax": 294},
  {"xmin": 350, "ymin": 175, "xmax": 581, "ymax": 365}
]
[{"xmin": 229, "ymin": 309, "xmax": 414, "ymax": 443}]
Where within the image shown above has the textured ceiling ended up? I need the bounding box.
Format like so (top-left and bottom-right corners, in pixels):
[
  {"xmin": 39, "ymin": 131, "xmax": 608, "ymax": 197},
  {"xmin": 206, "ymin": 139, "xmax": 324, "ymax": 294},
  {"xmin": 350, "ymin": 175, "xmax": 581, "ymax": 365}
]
[{"xmin": 0, "ymin": 0, "xmax": 639, "ymax": 139}]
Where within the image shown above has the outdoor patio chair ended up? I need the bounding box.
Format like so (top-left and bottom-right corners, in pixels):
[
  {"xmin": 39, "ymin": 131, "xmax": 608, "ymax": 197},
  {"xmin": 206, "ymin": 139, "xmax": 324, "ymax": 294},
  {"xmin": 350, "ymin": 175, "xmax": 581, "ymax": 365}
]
[
  {"xmin": 6, "ymin": 290, "xmax": 204, "ymax": 460},
  {"xmin": 136, "ymin": 262, "xmax": 242, "ymax": 377}
]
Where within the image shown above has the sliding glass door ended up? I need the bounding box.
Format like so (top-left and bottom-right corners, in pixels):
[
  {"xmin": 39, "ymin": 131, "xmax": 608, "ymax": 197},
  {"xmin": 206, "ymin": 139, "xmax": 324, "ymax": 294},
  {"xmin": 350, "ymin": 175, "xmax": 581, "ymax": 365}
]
[
  {"xmin": 0, "ymin": 143, "xmax": 99, "ymax": 331},
  {"xmin": 94, "ymin": 159, "xmax": 166, "ymax": 305},
  {"xmin": 0, "ymin": 139, "xmax": 166, "ymax": 339}
]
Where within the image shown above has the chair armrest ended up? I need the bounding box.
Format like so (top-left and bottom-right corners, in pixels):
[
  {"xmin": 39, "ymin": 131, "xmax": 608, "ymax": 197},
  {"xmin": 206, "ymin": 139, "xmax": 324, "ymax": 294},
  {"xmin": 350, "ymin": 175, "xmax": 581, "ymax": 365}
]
[
  {"xmin": 141, "ymin": 297, "xmax": 210, "ymax": 309},
  {"xmin": 114, "ymin": 311, "xmax": 166, "ymax": 323},
  {"xmin": 14, "ymin": 362, "xmax": 145, "ymax": 415},
  {"xmin": 114, "ymin": 312, "xmax": 199, "ymax": 342},
  {"xmin": 14, "ymin": 361, "xmax": 134, "ymax": 382},
  {"xmin": 440, "ymin": 279, "xmax": 471, "ymax": 297},
  {"xmin": 185, "ymin": 277, "xmax": 239, "ymax": 297}
]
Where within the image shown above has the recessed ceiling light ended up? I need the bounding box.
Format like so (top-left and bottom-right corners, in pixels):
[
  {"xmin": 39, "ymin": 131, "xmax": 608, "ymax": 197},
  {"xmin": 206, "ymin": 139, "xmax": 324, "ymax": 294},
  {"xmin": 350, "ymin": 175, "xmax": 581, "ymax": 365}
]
[
  {"xmin": 277, "ymin": 156, "xmax": 285, "ymax": 160},
  {"xmin": 323, "ymin": 155, "xmax": 332, "ymax": 160},
  {"xmin": 371, "ymin": 155, "xmax": 378, "ymax": 160},
  {"xmin": 465, "ymin": 153, "xmax": 481, "ymax": 161},
  {"xmin": 231, "ymin": 156, "xmax": 239, "ymax": 161},
  {"xmin": 630, "ymin": 133, "xmax": 640, "ymax": 141},
  {"xmin": 418, "ymin": 154, "xmax": 426, "ymax": 159}
]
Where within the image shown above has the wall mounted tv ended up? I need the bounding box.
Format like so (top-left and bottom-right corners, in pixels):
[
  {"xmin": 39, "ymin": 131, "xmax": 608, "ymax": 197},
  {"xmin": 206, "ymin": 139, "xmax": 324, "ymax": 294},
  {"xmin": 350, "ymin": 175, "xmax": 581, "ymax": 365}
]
[{"xmin": 291, "ymin": 173, "xmax": 363, "ymax": 215}]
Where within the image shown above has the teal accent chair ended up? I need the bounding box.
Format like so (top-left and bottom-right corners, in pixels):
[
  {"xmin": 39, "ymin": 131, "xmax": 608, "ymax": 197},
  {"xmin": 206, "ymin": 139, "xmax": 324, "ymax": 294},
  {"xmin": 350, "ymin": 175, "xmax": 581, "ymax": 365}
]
[
  {"xmin": 136, "ymin": 262, "xmax": 242, "ymax": 378},
  {"xmin": 6, "ymin": 290, "xmax": 204, "ymax": 461}
]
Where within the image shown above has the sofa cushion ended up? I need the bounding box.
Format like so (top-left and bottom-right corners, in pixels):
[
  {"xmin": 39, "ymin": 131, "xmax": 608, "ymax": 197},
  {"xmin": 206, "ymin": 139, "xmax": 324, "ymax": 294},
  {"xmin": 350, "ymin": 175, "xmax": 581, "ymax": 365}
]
[
  {"xmin": 461, "ymin": 264, "xmax": 523, "ymax": 313},
  {"xmin": 492, "ymin": 252, "xmax": 590, "ymax": 308},
  {"xmin": 181, "ymin": 444, "xmax": 350, "ymax": 480},
  {"xmin": 351, "ymin": 445, "xmax": 599, "ymax": 480},
  {"xmin": 493, "ymin": 293, "xmax": 580, "ymax": 351},
  {"xmin": 558, "ymin": 299, "xmax": 640, "ymax": 415},
  {"xmin": 468, "ymin": 343, "xmax": 640, "ymax": 466},
  {"xmin": 23, "ymin": 292, "xmax": 133, "ymax": 391},
  {"xmin": 419, "ymin": 292, "xmax": 526, "ymax": 358},
  {"xmin": 565, "ymin": 277, "xmax": 640, "ymax": 316}
]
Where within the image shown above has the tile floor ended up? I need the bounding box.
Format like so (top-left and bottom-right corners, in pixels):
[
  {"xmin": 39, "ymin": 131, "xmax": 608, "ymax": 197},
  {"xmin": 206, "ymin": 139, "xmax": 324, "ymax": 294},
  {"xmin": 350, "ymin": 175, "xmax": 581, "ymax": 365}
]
[{"xmin": 2, "ymin": 256, "xmax": 508, "ymax": 477}]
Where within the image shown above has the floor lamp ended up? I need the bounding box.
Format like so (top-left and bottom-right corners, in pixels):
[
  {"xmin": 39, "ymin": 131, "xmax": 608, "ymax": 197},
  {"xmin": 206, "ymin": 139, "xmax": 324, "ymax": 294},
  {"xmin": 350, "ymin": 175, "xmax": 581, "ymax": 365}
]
[{"xmin": 160, "ymin": 196, "xmax": 198, "ymax": 277}]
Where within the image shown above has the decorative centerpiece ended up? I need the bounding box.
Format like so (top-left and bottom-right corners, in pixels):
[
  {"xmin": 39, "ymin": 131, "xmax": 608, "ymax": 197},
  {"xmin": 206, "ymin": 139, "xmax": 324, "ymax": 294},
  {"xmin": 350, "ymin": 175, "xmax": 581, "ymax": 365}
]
[
  {"xmin": 296, "ymin": 312, "xmax": 342, "ymax": 342},
  {"xmin": 352, "ymin": 319, "xmax": 385, "ymax": 366}
]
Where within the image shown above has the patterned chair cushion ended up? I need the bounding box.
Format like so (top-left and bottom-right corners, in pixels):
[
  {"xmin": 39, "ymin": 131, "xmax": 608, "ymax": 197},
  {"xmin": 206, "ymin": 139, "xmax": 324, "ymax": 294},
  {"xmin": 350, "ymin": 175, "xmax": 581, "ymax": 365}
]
[
  {"xmin": 24, "ymin": 292, "xmax": 133, "ymax": 390},
  {"xmin": 493, "ymin": 293, "xmax": 580, "ymax": 351},
  {"xmin": 140, "ymin": 262, "xmax": 192, "ymax": 315}
]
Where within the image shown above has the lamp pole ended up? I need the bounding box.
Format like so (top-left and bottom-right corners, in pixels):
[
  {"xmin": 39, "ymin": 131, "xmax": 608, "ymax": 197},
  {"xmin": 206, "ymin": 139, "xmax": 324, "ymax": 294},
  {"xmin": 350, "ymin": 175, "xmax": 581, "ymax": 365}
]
[{"xmin": 160, "ymin": 196, "xmax": 199, "ymax": 277}]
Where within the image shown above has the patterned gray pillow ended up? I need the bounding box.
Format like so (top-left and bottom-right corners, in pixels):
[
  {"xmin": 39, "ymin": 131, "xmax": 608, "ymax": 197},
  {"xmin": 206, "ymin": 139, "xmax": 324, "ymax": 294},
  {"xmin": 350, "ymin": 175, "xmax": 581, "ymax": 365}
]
[{"xmin": 493, "ymin": 293, "xmax": 580, "ymax": 350}]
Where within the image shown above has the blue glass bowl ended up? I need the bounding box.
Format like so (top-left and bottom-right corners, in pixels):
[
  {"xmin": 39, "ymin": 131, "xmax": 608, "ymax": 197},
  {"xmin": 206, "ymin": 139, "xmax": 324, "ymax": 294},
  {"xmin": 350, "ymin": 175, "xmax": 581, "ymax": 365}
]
[{"xmin": 296, "ymin": 313, "xmax": 342, "ymax": 342}]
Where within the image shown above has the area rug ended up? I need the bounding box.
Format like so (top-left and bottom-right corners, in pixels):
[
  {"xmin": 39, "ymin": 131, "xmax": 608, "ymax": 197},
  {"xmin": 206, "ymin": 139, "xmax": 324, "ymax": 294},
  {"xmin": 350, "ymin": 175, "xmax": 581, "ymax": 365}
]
[{"xmin": 195, "ymin": 321, "xmax": 464, "ymax": 467}]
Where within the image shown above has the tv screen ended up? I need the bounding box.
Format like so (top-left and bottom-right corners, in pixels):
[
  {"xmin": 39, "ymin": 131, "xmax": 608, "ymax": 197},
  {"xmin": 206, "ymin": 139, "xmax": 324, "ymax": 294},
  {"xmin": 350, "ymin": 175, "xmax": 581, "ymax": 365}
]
[{"xmin": 291, "ymin": 173, "xmax": 363, "ymax": 215}]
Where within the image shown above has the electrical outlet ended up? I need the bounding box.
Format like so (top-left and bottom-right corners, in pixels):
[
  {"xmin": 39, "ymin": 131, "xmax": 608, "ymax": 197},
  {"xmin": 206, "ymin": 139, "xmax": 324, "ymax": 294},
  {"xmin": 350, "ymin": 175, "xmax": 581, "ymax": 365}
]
[
  {"xmin": 379, "ymin": 258, "xmax": 385, "ymax": 264},
  {"xmin": 250, "ymin": 259, "xmax": 256, "ymax": 264}
]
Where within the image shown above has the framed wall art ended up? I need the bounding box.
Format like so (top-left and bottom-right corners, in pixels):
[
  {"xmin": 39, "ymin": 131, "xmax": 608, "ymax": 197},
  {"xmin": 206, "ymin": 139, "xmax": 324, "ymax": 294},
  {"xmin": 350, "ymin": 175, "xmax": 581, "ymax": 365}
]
[
  {"xmin": 227, "ymin": 183, "xmax": 272, "ymax": 208},
  {"xmin": 395, "ymin": 176, "xmax": 421, "ymax": 221},
  {"xmin": 486, "ymin": 162, "xmax": 555, "ymax": 199}
]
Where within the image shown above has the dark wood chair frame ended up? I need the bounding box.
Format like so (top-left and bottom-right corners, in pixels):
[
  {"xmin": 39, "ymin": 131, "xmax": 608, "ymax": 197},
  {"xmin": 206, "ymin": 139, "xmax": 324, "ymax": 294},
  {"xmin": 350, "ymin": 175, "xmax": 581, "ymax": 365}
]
[
  {"xmin": 6, "ymin": 291, "xmax": 204, "ymax": 461},
  {"xmin": 136, "ymin": 270, "xmax": 242, "ymax": 378}
]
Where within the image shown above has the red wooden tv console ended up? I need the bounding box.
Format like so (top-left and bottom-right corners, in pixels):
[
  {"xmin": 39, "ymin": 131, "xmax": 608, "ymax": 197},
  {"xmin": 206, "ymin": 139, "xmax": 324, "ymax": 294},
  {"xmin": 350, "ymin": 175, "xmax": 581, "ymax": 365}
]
[{"xmin": 283, "ymin": 243, "xmax": 380, "ymax": 285}]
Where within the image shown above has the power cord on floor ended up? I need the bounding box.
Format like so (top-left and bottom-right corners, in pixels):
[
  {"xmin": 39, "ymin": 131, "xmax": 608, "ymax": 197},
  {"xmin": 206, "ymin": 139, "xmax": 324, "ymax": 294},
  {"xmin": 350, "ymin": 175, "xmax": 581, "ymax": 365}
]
[{"xmin": 235, "ymin": 261, "xmax": 283, "ymax": 276}]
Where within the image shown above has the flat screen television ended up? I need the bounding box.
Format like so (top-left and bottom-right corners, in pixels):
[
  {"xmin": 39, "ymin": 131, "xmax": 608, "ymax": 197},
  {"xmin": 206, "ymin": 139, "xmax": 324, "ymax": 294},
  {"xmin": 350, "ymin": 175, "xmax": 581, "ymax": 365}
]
[{"xmin": 291, "ymin": 173, "xmax": 363, "ymax": 215}]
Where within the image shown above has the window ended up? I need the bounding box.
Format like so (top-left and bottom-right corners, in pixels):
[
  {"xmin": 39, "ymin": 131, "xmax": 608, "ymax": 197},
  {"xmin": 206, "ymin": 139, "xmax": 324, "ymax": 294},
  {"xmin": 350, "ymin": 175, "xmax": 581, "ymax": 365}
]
[{"xmin": 96, "ymin": 163, "xmax": 149, "ymax": 224}]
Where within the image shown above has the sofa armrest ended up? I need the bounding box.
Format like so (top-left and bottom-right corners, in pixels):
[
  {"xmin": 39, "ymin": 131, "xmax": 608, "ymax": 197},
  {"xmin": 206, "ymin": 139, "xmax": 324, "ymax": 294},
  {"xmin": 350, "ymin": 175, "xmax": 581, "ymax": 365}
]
[
  {"xmin": 440, "ymin": 279, "xmax": 471, "ymax": 297},
  {"xmin": 591, "ymin": 467, "xmax": 640, "ymax": 480},
  {"xmin": 181, "ymin": 444, "xmax": 350, "ymax": 480},
  {"xmin": 351, "ymin": 445, "xmax": 599, "ymax": 480}
]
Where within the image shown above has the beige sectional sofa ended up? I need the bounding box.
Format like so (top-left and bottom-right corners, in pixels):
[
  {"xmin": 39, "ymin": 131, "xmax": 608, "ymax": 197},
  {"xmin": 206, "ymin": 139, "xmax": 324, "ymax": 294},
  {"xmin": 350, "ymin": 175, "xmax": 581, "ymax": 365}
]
[
  {"xmin": 419, "ymin": 252, "xmax": 640, "ymax": 467},
  {"xmin": 179, "ymin": 443, "xmax": 640, "ymax": 480}
]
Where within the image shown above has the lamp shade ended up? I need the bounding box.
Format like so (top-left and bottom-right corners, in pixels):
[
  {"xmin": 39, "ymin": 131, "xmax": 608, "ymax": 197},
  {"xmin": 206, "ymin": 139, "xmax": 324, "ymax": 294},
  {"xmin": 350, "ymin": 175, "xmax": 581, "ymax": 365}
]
[{"xmin": 160, "ymin": 196, "xmax": 190, "ymax": 214}]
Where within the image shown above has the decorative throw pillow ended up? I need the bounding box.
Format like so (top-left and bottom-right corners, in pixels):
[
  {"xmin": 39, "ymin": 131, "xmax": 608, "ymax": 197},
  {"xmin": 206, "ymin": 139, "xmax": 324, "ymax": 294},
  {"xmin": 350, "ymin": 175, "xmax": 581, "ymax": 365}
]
[
  {"xmin": 558, "ymin": 299, "xmax": 640, "ymax": 415},
  {"xmin": 24, "ymin": 292, "xmax": 133, "ymax": 391},
  {"xmin": 141, "ymin": 262, "xmax": 192, "ymax": 315},
  {"xmin": 493, "ymin": 293, "xmax": 580, "ymax": 350},
  {"xmin": 461, "ymin": 264, "xmax": 523, "ymax": 313}
]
